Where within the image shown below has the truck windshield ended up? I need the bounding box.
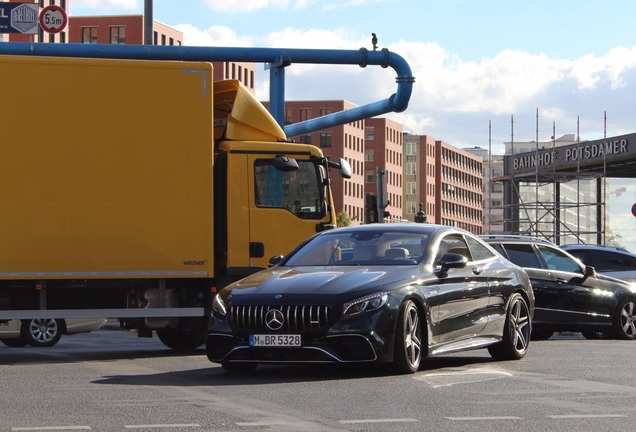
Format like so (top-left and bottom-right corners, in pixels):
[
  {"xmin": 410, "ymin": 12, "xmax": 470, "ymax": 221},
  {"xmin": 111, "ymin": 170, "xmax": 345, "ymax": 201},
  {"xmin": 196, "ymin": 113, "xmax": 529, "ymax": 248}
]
[{"xmin": 254, "ymin": 159, "xmax": 323, "ymax": 219}]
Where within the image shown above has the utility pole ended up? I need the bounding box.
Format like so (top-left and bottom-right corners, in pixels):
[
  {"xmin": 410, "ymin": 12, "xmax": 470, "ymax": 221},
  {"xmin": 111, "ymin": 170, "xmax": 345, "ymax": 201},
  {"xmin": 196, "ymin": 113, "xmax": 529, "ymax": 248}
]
[{"xmin": 144, "ymin": 0, "xmax": 153, "ymax": 45}]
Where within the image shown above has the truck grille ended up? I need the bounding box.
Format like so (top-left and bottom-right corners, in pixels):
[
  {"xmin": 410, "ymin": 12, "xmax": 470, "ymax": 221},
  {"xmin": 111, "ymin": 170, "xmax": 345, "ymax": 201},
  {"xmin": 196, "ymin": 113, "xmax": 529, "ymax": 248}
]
[{"xmin": 230, "ymin": 304, "xmax": 332, "ymax": 333}]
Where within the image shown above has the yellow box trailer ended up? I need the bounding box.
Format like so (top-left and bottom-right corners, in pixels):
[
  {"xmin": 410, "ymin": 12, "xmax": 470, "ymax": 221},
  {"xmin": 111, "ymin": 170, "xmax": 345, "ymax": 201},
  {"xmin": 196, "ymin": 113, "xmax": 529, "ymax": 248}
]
[{"xmin": 0, "ymin": 55, "xmax": 348, "ymax": 350}]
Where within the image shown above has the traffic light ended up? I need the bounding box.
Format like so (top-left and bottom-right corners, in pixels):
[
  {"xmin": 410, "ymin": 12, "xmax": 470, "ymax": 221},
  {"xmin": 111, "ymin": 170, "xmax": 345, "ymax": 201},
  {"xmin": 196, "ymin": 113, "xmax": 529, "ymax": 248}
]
[{"xmin": 365, "ymin": 194, "xmax": 378, "ymax": 224}]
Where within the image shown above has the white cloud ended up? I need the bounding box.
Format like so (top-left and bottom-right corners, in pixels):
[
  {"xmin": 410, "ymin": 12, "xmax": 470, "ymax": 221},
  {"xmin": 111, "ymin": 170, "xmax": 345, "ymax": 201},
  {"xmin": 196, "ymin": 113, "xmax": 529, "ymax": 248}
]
[
  {"xmin": 176, "ymin": 24, "xmax": 254, "ymax": 47},
  {"xmin": 570, "ymin": 46, "xmax": 636, "ymax": 90},
  {"xmin": 203, "ymin": 0, "xmax": 290, "ymax": 13}
]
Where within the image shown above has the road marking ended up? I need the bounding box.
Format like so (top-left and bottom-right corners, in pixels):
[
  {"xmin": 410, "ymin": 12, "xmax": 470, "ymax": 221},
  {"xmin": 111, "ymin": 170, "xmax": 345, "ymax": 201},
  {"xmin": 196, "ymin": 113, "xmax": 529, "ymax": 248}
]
[
  {"xmin": 547, "ymin": 414, "xmax": 628, "ymax": 419},
  {"xmin": 12, "ymin": 427, "xmax": 92, "ymax": 431},
  {"xmin": 124, "ymin": 424, "xmax": 200, "ymax": 429},
  {"xmin": 416, "ymin": 367, "xmax": 513, "ymax": 388},
  {"xmin": 447, "ymin": 416, "xmax": 522, "ymax": 421},
  {"xmin": 338, "ymin": 418, "xmax": 419, "ymax": 424}
]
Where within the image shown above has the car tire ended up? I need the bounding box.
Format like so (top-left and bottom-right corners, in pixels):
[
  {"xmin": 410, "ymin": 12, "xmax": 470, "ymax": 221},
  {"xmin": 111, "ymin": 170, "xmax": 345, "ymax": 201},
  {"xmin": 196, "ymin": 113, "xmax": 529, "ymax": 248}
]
[
  {"xmin": 1, "ymin": 338, "xmax": 28, "ymax": 348},
  {"xmin": 391, "ymin": 300, "xmax": 423, "ymax": 374},
  {"xmin": 21, "ymin": 318, "xmax": 63, "ymax": 347},
  {"xmin": 612, "ymin": 298, "xmax": 636, "ymax": 340},
  {"xmin": 222, "ymin": 362, "xmax": 258, "ymax": 373},
  {"xmin": 488, "ymin": 293, "xmax": 530, "ymax": 360}
]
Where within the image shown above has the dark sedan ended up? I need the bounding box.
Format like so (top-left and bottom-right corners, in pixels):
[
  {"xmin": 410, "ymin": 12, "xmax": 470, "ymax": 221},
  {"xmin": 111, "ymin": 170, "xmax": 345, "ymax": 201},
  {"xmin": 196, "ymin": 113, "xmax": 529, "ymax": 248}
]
[
  {"xmin": 207, "ymin": 224, "xmax": 534, "ymax": 374},
  {"xmin": 482, "ymin": 235, "xmax": 636, "ymax": 340}
]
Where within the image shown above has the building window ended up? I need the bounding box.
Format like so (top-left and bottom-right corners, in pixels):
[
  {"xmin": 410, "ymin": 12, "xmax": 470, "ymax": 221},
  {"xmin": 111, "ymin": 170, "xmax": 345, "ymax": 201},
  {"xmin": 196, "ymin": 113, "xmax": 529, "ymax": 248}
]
[
  {"xmin": 365, "ymin": 126, "xmax": 375, "ymax": 140},
  {"xmin": 320, "ymin": 132, "xmax": 332, "ymax": 148},
  {"xmin": 365, "ymin": 170, "xmax": 374, "ymax": 183},
  {"xmin": 320, "ymin": 108, "xmax": 332, "ymax": 116},
  {"xmin": 284, "ymin": 109, "xmax": 293, "ymax": 125},
  {"xmin": 406, "ymin": 142, "xmax": 417, "ymax": 156},
  {"xmin": 110, "ymin": 26, "xmax": 126, "ymax": 44},
  {"xmin": 300, "ymin": 109, "xmax": 311, "ymax": 121},
  {"xmin": 406, "ymin": 182, "xmax": 416, "ymax": 195},
  {"xmin": 82, "ymin": 27, "xmax": 98, "ymax": 44},
  {"xmin": 300, "ymin": 134, "xmax": 311, "ymax": 144},
  {"xmin": 406, "ymin": 201, "xmax": 417, "ymax": 214},
  {"xmin": 161, "ymin": 34, "xmax": 166, "ymax": 45},
  {"xmin": 365, "ymin": 148, "xmax": 374, "ymax": 161},
  {"xmin": 406, "ymin": 162, "xmax": 417, "ymax": 175},
  {"xmin": 153, "ymin": 31, "xmax": 158, "ymax": 45}
]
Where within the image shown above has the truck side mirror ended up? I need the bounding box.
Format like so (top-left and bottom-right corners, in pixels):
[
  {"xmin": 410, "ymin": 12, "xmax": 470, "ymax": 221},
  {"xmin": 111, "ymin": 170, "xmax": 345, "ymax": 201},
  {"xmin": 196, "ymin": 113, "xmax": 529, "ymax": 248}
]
[{"xmin": 326, "ymin": 157, "xmax": 352, "ymax": 179}]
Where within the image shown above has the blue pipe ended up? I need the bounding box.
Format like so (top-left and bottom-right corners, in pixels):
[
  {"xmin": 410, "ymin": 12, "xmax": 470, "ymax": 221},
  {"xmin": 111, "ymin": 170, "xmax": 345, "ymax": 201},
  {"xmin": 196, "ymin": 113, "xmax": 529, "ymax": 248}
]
[{"xmin": 0, "ymin": 43, "xmax": 414, "ymax": 136}]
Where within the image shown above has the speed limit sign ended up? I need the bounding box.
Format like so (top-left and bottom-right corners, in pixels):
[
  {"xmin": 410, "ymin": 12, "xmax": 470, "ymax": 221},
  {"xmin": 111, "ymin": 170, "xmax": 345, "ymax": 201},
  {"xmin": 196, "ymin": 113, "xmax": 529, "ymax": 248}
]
[{"xmin": 39, "ymin": 5, "xmax": 67, "ymax": 34}]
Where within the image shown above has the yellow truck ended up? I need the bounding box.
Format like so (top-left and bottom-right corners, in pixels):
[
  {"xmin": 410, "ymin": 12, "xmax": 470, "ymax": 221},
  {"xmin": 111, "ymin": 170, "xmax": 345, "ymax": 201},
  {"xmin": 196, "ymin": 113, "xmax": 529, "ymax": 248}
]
[{"xmin": 0, "ymin": 54, "xmax": 350, "ymax": 350}]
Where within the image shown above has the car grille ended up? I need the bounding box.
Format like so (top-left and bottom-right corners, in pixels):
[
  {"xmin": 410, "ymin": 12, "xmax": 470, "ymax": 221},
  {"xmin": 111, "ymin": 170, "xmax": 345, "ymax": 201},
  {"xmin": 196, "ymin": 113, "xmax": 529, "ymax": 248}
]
[{"xmin": 230, "ymin": 304, "xmax": 332, "ymax": 333}]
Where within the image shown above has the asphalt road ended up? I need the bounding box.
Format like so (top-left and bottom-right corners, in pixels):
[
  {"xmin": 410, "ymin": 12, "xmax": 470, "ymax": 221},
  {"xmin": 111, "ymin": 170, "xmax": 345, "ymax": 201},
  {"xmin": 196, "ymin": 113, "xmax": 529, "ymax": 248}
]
[{"xmin": 1, "ymin": 328, "xmax": 635, "ymax": 432}]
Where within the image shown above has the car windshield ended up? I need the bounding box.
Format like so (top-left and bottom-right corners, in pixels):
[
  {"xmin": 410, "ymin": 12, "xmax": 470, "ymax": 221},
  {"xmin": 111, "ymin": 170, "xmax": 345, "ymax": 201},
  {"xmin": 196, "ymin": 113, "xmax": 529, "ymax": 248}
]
[{"xmin": 285, "ymin": 230, "xmax": 430, "ymax": 266}]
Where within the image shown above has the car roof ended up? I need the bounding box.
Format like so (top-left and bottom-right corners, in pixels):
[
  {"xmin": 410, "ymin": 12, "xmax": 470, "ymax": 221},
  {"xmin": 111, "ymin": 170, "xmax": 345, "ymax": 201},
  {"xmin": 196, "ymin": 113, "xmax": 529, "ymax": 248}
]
[
  {"xmin": 330, "ymin": 223, "xmax": 471, "ymax": 236},
  {"xmin": 560, "ymin": 244, "xmax": 636, "ymax": 255},
  {"xmin": 480, "ymin": 234, "xmax": 555, "ymax": 246}
]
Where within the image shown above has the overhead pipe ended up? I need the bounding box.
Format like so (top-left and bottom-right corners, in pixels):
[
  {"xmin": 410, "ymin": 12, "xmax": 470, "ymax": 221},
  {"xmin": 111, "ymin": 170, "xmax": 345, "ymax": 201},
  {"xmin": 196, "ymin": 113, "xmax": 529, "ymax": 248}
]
[{"xmin": 0, "ymin": 43, "xmax": 414, "ymax": 136}]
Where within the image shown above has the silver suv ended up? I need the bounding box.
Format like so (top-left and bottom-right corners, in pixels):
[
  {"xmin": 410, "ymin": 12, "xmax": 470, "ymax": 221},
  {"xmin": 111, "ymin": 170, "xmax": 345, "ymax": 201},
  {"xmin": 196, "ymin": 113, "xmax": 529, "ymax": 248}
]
[{"xmin": 560, "ymin": 244, "xmax": 636, "ymax": 284}]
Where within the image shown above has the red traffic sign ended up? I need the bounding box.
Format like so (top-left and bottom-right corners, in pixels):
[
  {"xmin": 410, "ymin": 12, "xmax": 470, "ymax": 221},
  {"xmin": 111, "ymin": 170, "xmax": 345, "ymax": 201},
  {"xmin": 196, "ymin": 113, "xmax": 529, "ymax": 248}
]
[{"xmin": 39, "ymin": 5, "xmax": 67, "ymax": 34}]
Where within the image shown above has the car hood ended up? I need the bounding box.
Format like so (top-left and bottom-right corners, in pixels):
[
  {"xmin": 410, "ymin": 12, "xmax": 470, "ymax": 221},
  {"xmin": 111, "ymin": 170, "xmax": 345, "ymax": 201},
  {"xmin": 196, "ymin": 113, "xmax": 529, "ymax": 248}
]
[
  {"xmin": 595, "ymin": 272, "xmax": 636, "ymax": 293},
  {"xmin": 223, "ymin": 265, "xmax": 428, "ymax": 302}
]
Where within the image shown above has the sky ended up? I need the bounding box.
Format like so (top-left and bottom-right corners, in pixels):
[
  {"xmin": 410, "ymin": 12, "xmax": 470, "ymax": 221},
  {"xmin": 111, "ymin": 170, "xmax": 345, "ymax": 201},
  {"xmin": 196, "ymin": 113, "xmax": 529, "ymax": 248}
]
[{"xmin": 69, "ymin": 0, "xmax": 636, "ymax": 251}]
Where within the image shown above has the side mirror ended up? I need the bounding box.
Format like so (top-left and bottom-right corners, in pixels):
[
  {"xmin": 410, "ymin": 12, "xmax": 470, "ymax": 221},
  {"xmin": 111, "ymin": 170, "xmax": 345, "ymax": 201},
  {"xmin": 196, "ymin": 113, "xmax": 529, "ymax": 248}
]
[
  {"xmin": 584, "ymin": 265, "xmax": 597, "ymax": 278},
  {"xmin": 327, "ymin": 157, "xmax": 352, "ymax": 179},
  {"xmin": 268, "ymin": 255, "xmax": 285, "ymax": 267},
  {"xmin": 434, "ymin": 253, "xmax": 468, "ymax": 278}
]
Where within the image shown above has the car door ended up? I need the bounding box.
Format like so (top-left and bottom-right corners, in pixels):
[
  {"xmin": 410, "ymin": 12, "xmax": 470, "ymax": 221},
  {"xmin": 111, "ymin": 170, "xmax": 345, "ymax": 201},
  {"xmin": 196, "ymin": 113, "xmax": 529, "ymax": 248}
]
[
  {"xmin": 435, "ymin": 234, "xmax": 491, "ymax": 343},
  {"xmin": 465, "ymin": 236, "xmax": 518, "ymax": 336},
  {"xmin": 535, "ymin": 245, "xmax": 614, "ymax": 326},
  {"xmin": 492, "ymin": 242, "xmax": 556, "ymax": 325}
]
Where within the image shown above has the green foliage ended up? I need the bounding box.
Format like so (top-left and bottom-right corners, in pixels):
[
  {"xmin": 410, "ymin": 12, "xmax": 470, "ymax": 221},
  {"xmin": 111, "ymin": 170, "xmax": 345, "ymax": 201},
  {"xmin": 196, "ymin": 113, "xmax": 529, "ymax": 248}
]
[{"xmin": 336, "ymin": 210, "xmax": 352, "ymax": 227}]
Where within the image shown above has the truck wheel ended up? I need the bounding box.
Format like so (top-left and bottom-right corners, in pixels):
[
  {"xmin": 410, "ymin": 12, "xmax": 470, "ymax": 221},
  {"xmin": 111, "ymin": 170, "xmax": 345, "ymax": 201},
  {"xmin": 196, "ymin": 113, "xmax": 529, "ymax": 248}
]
[
  {"xmin": 1, "ymin": 338, "xmax": 28, "ymax": 348},
  {"xmin": 156, "ymin": 329, "xmax": 205, "ymax": 351},
  {"xmin": 21, "ymin": 318, "xmax": 63, "ymax": 347}
]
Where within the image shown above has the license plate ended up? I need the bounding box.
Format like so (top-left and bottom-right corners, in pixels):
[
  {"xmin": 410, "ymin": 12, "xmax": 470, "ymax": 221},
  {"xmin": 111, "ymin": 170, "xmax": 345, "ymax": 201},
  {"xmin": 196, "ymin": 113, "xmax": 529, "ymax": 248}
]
[{"xmin": 249, "ymin": 334, "xmax": 301, "ymax": 347}]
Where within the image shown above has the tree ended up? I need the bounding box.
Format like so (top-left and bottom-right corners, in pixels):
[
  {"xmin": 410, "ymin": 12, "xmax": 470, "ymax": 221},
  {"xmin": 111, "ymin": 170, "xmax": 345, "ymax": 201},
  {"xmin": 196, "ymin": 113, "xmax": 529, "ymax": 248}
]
[
  {"xmin": 605, "ymin": 231, "xmax": 625, "ymax": 249},
  {"xmin": 336, "ymin": 210, "xmax": 351, "ymax": 227}
]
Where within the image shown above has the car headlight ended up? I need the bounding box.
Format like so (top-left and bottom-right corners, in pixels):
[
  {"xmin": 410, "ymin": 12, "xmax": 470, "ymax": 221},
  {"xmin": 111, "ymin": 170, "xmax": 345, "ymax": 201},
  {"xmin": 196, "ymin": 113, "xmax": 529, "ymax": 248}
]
[
  {"xmin": 212, "ymin": 294, "xmax": 227, "ymax": 317},
  {"xmin": 343, "ymin": 292, "xmax": 389, "ymax": 317}
]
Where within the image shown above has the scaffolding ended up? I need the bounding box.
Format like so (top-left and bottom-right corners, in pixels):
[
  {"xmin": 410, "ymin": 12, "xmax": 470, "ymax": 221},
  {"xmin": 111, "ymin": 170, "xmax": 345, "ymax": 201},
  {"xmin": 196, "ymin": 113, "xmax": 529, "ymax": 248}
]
[
  {"xmin": 493, "ymin": 170, "xmax": 605, "ymax": 245},
  {"xmin": 489, "ymin": 127, "xmax": 636, "ymax": 246}
]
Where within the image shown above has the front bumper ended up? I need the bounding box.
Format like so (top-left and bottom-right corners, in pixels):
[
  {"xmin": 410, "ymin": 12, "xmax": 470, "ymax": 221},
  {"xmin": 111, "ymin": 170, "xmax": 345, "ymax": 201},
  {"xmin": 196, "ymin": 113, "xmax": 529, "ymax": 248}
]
[{"xmin": 206, "ymin": 332, "xmax": 380, "ymax": 364}]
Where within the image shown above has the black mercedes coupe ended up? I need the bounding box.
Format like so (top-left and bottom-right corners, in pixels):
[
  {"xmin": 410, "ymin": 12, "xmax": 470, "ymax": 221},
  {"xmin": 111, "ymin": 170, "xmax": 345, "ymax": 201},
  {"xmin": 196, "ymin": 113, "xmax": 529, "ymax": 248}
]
[{"xmin": 207, "ymin": 224, "xmax": 534, "ymax": 374}]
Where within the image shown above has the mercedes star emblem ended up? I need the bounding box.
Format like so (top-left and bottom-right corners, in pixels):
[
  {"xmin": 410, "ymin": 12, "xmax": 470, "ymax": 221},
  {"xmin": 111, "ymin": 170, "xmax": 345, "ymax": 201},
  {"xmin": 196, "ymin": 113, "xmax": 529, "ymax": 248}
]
[{"xmin": 265, "ymin": 308, "xmax": 284, "ymax": 331}]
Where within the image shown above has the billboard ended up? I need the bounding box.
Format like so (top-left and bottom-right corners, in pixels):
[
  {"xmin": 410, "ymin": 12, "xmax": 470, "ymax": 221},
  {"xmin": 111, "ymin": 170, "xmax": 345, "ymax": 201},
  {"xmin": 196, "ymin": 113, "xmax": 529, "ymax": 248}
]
[{"xmin": 0, "ymin": 3, "xmax": 39, "ymax": 35}]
